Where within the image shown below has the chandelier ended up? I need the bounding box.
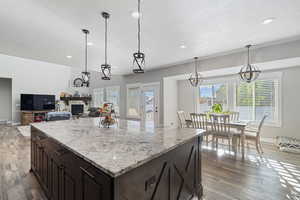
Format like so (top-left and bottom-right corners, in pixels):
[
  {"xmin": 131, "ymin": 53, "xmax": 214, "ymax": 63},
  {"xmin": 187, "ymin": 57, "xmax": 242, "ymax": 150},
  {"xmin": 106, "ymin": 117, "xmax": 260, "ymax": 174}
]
[
  {"xmin": 101, "ymin": 12, "xmax": 111, "ymax": 80},
  {"xmin": 239, "ymin": 45, "xmax": 261, "ymax": 83},
  {"xmin": 188, "ymin": 57, "xmax": 203, "ymax": 87},
  {"xmin": 132, "ymin": 0, "xmax": 145, "ymax": 74},
  {"xmin": 73, "ymin": 29, "xmax": 91, "ymax": 87}
]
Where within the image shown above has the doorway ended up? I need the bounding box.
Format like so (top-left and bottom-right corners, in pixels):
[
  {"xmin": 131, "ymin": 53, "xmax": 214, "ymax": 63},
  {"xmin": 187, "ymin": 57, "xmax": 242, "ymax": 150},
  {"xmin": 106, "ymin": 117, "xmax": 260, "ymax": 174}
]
[
  {"xmin": 0, "ymin": 78, "xmax": 12, "ymax": 123},
  {"xmin": 126, "ymin": 83, "xmax": 160, "ymax": 127}
]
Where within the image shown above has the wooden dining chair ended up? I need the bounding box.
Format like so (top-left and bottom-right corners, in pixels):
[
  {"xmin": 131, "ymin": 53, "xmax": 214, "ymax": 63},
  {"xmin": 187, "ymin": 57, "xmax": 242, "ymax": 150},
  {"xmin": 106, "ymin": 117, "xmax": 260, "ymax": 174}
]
[
  {"xmin": 209, "ymin": 114, "xmax": 239, "ymax": 152},
  {"xmin": 190, "ymin": 113, "xmax": 212, "ymax": 145},
  {"xmin": 177, "ymin": 111, "xmax": 188, "ymax": 128},
  {"xmin": 244, "ymin": 115, "xmax": 267, "ymax": 154},
  {"xmin": 229, "ymin": 112, "xmax": 240, "ymax": 122}
]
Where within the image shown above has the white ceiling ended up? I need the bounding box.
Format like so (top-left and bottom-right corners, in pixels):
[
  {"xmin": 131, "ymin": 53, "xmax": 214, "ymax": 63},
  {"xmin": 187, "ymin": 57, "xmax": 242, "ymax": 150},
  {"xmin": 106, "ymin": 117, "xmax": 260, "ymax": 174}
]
[{"xmin": 1, "ymin": 0, "xmax": 300, "ymax": 75}]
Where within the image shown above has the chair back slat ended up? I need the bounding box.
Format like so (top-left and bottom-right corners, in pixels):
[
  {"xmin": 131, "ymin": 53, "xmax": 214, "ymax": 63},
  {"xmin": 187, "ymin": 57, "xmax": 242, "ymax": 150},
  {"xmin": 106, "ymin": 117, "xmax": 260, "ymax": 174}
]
[
  {"xmin": 210, "ymin": 114, "xmax": 230, "ymax": 134},
  {"xmin": 229, "ymin": 112, "xmax": 239, "ymax": 121},
  {"xmin": 190, "ymin": 113, "xmax": 209, "ymax": 130},
  {"xmin": 177, "ymin": 111, "xmax": 187, "ymax": 128}
]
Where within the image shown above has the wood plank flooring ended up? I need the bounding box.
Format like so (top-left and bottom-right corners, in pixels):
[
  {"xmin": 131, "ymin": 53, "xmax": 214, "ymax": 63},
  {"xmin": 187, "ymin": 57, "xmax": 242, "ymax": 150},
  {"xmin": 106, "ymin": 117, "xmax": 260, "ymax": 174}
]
[{"xmin": 1, "ymin": 125, "xmax": 300, "ymax": 200}]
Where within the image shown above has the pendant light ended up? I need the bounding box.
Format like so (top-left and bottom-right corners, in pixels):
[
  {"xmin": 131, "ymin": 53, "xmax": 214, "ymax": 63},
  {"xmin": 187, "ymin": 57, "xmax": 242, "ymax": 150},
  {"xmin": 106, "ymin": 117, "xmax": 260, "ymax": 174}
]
[
  {"xmin": 188, "ymin": 57, "xmax": 203, "ymax": 87},
  {"xmin": 101, "ymin": 12, "xmax": 111, "ymax": 80},
  {"xmin": 239, "ymin": 45, "xmax": 261, "ymax": 83},
  {"xmin": 73, "ymin": 29, "xmax": 91, "ymax": 87},
  {"xmin": 132, "ymin": 0, "xmax": 145, "ymax": 74}
]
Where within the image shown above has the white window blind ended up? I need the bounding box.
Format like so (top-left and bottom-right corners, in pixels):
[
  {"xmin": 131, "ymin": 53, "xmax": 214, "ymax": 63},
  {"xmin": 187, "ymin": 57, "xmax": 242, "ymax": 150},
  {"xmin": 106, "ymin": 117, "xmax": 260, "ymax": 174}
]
[
  {"xmin": 236, "ymin": 79, "xmax": 279, "ymax": 124},
  {"xmin": 199, "ymin": 83, "xmax": 228, "ymax": 112}
]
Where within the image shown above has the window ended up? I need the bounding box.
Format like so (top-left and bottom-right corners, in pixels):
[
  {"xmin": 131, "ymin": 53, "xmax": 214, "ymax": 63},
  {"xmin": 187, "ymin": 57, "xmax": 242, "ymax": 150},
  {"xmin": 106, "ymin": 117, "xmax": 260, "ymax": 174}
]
[
  {"xmin": 127, "ymin": 86, "xmax": 140, "ymax": 118},
  {"xmin": 199, "ymin": 83, "xmax": 228, "ymax": 112},
  {"xmin": 106, "ymin": 86, "xmax": 120, "ymax": 115},
  {"xmin": 235, "ymin": 79, "xmax": 279, "ymax": 125},
  {"xmin": 196, "ymin": 72, "xmax": 281, "ymax": 127},
  {"xmin": 93, "ymin": 88, "xmax": 104, "ymax": 107},
  {"xmin": 93, "ymin": 86, "xmax": 120, "ymax": 115}
]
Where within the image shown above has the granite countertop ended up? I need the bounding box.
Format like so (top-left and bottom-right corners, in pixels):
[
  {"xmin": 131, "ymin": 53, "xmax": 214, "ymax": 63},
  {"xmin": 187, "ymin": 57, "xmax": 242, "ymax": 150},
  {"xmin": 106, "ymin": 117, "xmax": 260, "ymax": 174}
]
[{"xmin": 31, "ymin": 118, "xmax": 205, "ymax": 177}]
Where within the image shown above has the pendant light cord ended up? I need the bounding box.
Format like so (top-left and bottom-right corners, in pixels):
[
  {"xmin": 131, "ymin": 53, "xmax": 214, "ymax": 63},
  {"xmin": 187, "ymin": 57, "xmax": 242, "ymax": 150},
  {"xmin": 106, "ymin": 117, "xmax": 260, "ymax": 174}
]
[
  {"xmin": 85, "ymin": 31, "xmax": 88, "ymax": 72},
  {"xmin": 138, "ymin": 0, "xmax": 141, "ymax": 53},
  {"xmin": 105, "ymin": 16, "xmax": 108, "ymax": 65}
]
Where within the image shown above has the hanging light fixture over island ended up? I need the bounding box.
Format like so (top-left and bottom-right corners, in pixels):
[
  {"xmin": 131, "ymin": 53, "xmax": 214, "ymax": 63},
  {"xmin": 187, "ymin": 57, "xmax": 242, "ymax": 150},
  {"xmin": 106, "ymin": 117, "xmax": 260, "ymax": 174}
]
[
  {"xmin": 132, "ymin": 0, "xmax": 145, "ymax": 74},
  {"xmin": 100, "ymin": 12, "xmax": 112, "ymax": 80},
  {"xmin": 73, "ymin": 29, "xmax": 91, "ymax": 87}
]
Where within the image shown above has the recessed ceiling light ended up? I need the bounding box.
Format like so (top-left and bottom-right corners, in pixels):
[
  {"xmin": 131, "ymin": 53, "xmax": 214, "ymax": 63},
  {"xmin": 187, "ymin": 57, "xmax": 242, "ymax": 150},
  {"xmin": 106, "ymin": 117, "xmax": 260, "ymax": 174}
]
[
  {"xmin": 87, "ymin": 42, "xmax": 93, "ymax": 46},
  {"xmin": 66, "ymin": 55, "xmax": 72, "ymax": 59},
  {"xmin": 262, "ymin": 18, "xmax": 275, "ymax": 25},
  {"xmin": 180, "ymin": 45, "xmax": 187, "ymax": 49},
  {"xmin": 131, "ymin": 11, "xmax": 141, "ymax": 19}
]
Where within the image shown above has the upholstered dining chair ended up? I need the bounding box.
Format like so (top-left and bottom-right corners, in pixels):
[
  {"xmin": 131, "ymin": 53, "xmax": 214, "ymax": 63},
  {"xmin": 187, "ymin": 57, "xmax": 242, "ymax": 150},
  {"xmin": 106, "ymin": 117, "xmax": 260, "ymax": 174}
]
[
  {"xmin": 190, "ymin": 113, "xmax": 212, "ymax": 145},
  {"xmin": 177, "ymin": 111, "xmax": 188, "ymax": 128},
  {"xmin": 209, "ymin": 114, "xmax": 239, "ymax": 152},
  {"xmin": 243, "ymin": 115, "xmax": 267, "ymax": 154}
]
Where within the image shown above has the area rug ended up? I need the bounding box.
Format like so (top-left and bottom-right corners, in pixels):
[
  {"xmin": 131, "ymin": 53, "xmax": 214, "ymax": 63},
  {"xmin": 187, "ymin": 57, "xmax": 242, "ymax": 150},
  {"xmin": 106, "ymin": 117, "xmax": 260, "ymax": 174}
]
[
  {"xmin": 276, "ymin": 136, "xmax": 300, "ymax": 154},
  {"xmin": 17, "ymin": 125, "xmax": 31, "ymax": 137}
]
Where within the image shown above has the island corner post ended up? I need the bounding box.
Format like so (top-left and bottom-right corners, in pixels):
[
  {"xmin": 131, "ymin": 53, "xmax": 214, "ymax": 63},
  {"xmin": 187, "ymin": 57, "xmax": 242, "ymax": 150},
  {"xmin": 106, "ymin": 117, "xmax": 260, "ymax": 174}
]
[{"xmin": 30, "ymin": 120, "xmax": 203, "ymax": 200}]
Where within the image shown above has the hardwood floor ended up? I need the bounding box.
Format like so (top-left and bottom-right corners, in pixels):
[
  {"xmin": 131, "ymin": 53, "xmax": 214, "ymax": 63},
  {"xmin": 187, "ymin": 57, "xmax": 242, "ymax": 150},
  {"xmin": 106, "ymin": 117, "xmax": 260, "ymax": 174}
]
[
  {"xmin": 0, "ymin": 125, "xmax": 47, "ymax": 200},
  {"xmin": 1, "ymin": 125, "xmax": 300, "ymax": 200}
]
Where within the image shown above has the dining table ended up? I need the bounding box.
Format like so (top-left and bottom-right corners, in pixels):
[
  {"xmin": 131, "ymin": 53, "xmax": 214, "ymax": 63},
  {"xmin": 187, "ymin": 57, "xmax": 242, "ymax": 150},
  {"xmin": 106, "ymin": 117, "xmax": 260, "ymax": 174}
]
[{"xmin": 186, "ymin": 119, "xmax": 249, "ymax": 160}]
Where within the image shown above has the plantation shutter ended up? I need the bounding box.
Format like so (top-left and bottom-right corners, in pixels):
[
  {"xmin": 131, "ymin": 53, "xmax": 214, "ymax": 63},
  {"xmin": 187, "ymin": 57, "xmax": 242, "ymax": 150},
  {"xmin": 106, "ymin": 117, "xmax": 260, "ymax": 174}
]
[
  {"xmin": 254, "ymin": 80, "xmax": 276, "ymax": 122},
  {"xmin": 236, "ymin": 83, "xmax": 254, "ymax": 120},
  {"xmin": 236, "ymin": 79, "xmax": 278, "ymax": 122}
]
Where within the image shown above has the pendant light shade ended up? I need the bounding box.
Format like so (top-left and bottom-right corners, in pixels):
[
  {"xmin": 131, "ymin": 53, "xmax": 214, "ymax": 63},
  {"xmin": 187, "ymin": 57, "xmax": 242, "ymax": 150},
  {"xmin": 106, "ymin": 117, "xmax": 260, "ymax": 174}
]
[
  {"xmin": 101, "ymin": 12, "xmax": 111, "ymax": 80},
  {"xmin": 73, "ymin": 29, "xmax": 90, "ymax": 87},
  {"xmin": 132, "ymin": 0, "xmax": 145, "ymax": 74},
  {"xmin": 239, "ymin": 45, "xmax": 261, "ymax": 83},
  {"xmin": 188, "ymin": 57, "xmax": 203, "ymax": 87}
]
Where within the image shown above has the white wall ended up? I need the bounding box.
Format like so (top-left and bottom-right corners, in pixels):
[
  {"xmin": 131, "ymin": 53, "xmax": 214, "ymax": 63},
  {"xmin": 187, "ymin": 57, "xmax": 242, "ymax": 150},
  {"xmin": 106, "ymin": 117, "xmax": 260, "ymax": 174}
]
[
  {"xmin": 0, "ymin": 78, "xmax": 12, "ymax": 121},
  {"xmin": 163, "ymin": 78, "xmax": 178, "ymax": 127},
  {"xmin": 177, "ymin": 80, "xmax": 195, "ymax": 117},
  {"xmin": 0, "ymin": 54, "xmax": 72, "ymax": 123}
]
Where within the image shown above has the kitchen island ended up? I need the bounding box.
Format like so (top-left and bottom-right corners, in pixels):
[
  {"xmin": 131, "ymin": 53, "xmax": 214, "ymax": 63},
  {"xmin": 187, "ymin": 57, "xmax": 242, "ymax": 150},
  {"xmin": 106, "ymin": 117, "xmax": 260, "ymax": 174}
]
[{"xmin": 30, "ymin": 118, "xmax": 204, "ymax": 200}]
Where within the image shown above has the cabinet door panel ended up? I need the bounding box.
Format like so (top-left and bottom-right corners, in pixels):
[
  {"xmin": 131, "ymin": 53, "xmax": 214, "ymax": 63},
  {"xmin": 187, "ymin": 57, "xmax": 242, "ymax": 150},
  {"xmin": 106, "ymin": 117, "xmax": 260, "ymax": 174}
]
[
  {"xmin": 42, "ymin": 149, "xmax": 50, "ymax": 194},
  {"xmin": 62, "ymin": 169, "xmax": 76, "ymax": 200},
  {"xmin": 50, "ymin": 158, "xmax": 61, "ymax": 200},
  {"xmin": 80, "ymin": 166, "xmax": 112, "ymax": 200}
]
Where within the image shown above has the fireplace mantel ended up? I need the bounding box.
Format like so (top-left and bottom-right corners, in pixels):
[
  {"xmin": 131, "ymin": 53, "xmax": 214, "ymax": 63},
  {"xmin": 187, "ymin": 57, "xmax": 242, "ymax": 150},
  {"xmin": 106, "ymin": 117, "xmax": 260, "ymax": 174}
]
[{"xmin": 60, "ymin": 96, "xmax": 92, "ymax": 105}]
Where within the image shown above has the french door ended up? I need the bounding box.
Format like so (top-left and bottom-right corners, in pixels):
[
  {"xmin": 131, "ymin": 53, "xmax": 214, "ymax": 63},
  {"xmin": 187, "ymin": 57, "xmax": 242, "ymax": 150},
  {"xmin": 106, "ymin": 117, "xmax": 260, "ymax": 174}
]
[{"xmin": 127, "ymin": 83, "xmax": 160, "ymax": 127}]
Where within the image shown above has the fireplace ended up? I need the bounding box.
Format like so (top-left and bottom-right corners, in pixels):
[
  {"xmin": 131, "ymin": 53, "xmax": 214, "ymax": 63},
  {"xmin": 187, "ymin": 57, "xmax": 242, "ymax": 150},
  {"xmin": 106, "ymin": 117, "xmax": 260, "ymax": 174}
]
[{"xmin": 71, "ymin": 104, "xmax": 84, "ymax": 115}]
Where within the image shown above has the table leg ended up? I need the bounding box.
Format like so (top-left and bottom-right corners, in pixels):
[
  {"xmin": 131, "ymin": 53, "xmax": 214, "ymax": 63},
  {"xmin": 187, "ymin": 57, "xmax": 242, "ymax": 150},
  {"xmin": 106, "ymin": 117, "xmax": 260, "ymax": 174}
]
[{"xmin": 241, "ymin": 128, "xmax": 245, "ymax": 160}]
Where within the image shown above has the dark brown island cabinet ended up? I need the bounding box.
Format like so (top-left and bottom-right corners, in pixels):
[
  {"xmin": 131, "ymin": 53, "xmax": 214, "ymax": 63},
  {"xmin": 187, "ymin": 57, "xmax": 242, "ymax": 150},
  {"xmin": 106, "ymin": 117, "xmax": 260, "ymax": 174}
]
[{"xmin": 30, "ymin": 119, "xmax": 203, "ymax": 200}]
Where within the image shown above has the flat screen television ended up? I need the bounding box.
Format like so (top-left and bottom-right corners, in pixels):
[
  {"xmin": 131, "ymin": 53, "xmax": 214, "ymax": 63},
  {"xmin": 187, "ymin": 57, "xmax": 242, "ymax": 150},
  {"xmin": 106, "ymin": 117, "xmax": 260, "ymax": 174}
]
[{"xmin": 21, "ymin": 94, "xmax": 55, "ymax": 111}]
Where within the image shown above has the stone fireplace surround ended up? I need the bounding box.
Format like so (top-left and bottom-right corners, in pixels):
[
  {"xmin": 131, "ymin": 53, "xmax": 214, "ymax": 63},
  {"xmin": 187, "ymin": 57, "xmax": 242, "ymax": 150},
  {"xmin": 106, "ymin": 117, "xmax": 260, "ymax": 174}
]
[{"xmin": 59, "ymin": 100, "xmax": 90, "ymax": 114}]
